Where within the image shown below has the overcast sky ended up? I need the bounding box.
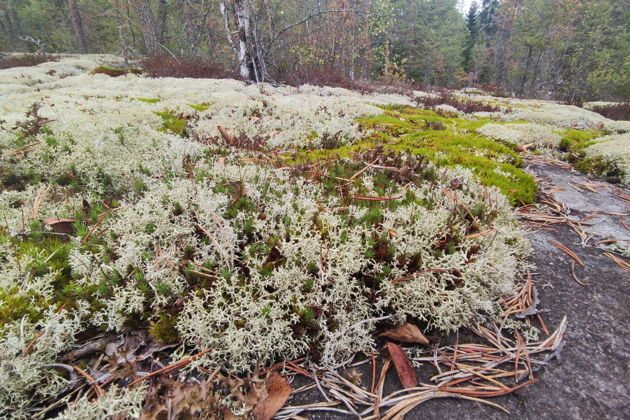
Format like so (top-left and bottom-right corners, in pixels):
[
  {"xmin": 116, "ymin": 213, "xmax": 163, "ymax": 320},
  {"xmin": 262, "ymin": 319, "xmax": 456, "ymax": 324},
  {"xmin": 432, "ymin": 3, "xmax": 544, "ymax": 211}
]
[{"xmin": 457, "ymin": 0, "xmax": 478, "ymax": 14}]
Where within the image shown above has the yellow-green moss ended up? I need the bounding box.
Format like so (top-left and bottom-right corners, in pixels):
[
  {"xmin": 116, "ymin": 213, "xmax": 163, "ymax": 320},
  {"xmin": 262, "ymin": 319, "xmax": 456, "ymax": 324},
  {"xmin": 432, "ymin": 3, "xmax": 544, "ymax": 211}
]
[
  {"xmin": 559, "ymin": 128, "xmax": 606, "ymax": 152},
  {"xmin": 132, "ymin": 97, "xmax": 161, "ymax": 104},
  {"xmin": 154, "ymin": 111, "xmax": 188, "ymax": 136},
  {"xmin": 294, "ymin": 106, "xmax": 536, "ymax": 205},
  {"xmin": 189, "ymin": 103, "xmax": 210, "ymax": 112},
  {"xmin": 89, "ymin": 65, "xmax": 142, "ymax": 77}
]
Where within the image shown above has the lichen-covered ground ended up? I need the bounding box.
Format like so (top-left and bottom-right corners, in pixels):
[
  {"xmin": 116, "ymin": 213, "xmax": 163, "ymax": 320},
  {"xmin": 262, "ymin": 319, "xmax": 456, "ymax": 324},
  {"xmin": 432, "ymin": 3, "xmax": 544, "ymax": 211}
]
[{"xmin": 1, "ymin": 56, "xmax": 629, "ymax": 419}]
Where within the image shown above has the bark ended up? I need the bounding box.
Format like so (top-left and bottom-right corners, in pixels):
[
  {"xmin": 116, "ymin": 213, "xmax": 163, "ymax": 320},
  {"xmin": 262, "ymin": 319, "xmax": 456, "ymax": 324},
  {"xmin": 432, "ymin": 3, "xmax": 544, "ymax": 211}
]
[
  {"xmin": 4, "ymin": 0, "xmax": 21, "ymax": 39},
  {"xmin": 68, "ymin": 0, "xmax": 88, "ymax": 53},
  {"xmin": 181, "ymin": 0, "xmax": 199, "ymax": 56},
  {"xmin": 224, "ymin": 0, "xmax": 264, "ymax": 81},
  {"xmin": 113, "ymin": 0, "xmax": 131, "ymax": 62},
  {"xmin": 233, "ymin": 0, "xmax": 255, "ymax": 80},
  {"xmin": 156, "ymin": 0, "xmax": 168, "ymax": 44},
  {"xmin": 220, "ymin": 0, "xmax": 238, "ymax": 56},
  {"xmin": 134, "ymin": 0, "xmax": 160, "ymax": 56},
  {"xmin": 518, "ymin": 43, "xmax": 534, "ymax": 97}
]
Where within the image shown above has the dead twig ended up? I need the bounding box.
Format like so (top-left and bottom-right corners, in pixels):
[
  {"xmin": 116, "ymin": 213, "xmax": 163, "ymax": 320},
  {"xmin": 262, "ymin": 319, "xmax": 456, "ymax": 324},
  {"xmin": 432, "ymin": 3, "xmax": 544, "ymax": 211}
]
[
  {"xmin": 549, "ymin": 240, "xmax": 584, "ymax": 266},
  {"xmin": 127, "ymin": 349, "xmax": 210, "ymax": 387}
]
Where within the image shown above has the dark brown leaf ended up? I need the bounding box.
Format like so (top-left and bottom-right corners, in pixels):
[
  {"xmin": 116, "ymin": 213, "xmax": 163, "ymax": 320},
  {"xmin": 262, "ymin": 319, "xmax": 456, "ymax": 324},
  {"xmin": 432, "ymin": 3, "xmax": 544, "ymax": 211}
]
[
  {"xmin": 252, "ymin": 372, "xmax": 292, "ymax": 420},
  {"xmin": 380, "ymin": 323, "xmax": 429, "ymax": 345},
  {"xmin": 42, "ymin": 217, "xmax": 75, "ymax": 234},
  {"xmin": 217, "ymin": 125, "xmax": 235, "ymax": 144},
  {"xmin": 387, "ymin": 341, "xmax": 417, "ymax": 389}
]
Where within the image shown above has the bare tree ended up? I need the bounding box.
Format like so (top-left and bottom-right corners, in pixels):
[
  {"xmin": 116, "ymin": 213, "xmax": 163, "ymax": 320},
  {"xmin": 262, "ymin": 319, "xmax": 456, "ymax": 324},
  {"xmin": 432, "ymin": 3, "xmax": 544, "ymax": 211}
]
[
  {"xmin": 134, "ymin": 0, "xmax": 160, "ymax": 56},
  {"xmin": 156, "ymin": 0, "xmax": 168, "ymax": 44},
  {"xmin": 221, "ymin": 0, "xmax": 258, "ymax": 81},
  {"xmin": 180, "ymin": 0, "xmax": 200, "ymax": 56},
  {"xmin": 2, "ymin": 0, "xmax": 23, "ymax": 46},
  {"xmin": 68, "ymin": 0, "xmax": 88, "ymax": 53}
]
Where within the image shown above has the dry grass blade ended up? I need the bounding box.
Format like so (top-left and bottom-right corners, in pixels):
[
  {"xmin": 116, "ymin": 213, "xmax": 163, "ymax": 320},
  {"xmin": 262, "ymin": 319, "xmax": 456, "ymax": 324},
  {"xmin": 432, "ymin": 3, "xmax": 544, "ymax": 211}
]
[
  {"xmin": 614, "ymin": 192, "xmax": 630, "ymax": 201},
  {"xmin": 4, "ymin": 141, "xmax": 42, "ymax": 157},
  {"xmin": 391, "ymin": 268, "xmax": 448, "ymax": 284},
  {"xmin": 592, "ymin": 210, "xmax": 629, "ymax": 216},
  {"xmin": 595, "ymin": 238, "xmax": 630, "ymax": 244},
  {"xmin": 465, "ymin": 229, "xmax": 495, "ymax": 239},
  {"xmin": 346, "ymin": 158, "xmax": 379, "ymax": 183},
  {"xmin": 570, "ymin": 261, "xmax": 589, "ymax": 286},
  {"xmin": 74, "ymin": 365, "xmax": 106, "ymax": 397},
  {"xmin": 549, "ymin": 240, "xmax": 584, "ymax": 266},
  {"xmin": 127, "ymin": 349, "xmax": 210, "ymax": 387},
  {"xmin": 195, "ymin": 223, "xmax": 233, "ymax": 268},
  {"xmin": 602, "ymin": 252, "xmax": 630, "ymax": 272}
]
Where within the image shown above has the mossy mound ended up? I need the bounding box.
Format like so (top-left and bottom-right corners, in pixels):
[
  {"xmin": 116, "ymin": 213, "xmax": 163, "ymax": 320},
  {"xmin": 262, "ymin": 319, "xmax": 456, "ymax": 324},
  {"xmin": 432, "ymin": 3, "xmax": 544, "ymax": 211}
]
[
  {"xmin": 90, "ymin": 65, "xmax": 142, "ymax": 77},
  {"xmin": 294, "ymin": 106, "xmax": 537, "ymax": 205},
  {"xmin": 155, "ymin": 111, "xmax": 190, "ymax": 136}
]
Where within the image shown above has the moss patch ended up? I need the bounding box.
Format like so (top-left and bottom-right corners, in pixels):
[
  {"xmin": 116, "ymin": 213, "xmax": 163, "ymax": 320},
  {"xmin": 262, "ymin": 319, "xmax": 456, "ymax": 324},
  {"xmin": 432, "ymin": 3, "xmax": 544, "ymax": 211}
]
[
  {"xmin": 132, "ymin": 97, "xmax": 161, "ymax": 104},
  {"xmin": 189, "ymin": 103, "xmax": 210, "ymax": 112},
  {"xmin": 155, "ymin": 111, "xmax": 188, "ymax": 136},
  {"xmin": 558, "ymin": 128, "xmax": 605, "ymax": 153},
  {"xmin": 90, "ymin": 65, "xmax": 142, "ymax": 77},
  {"xmin": 294, "ymin": 106, "xmax": 536, "ymax": 205}
]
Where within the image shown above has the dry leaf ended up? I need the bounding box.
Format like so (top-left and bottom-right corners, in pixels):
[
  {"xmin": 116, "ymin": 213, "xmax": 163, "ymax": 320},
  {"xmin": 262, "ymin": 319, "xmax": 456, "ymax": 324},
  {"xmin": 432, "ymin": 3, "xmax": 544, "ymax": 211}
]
[
  {"xmin": 252, "ymin": 372, "xmax": 292, "ymax": 420},
  {"xmin": 42, "ymin": 217, "xmax": 75, "ymax": 234},
  {"xmin": 387, "ymin": 341, "xmax": 417, "ymax": 389},
  {"xmin": 217, "ymin": 156, "xmax": 226, "ymax": 166},
  {"xmin": 380, "ymin": 323, "xmax": 429, "ymax": 345},
  {"xmin": 217, "ymin": 125, "xmax": 235, "ymax": 143}
]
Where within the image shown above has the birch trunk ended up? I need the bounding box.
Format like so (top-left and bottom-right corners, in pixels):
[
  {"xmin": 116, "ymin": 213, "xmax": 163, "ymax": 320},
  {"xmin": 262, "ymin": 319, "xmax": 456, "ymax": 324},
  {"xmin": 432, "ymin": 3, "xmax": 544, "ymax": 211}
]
[{"xmin": 233, "ymin": 0, "xmax": 253, "ymax": 80}]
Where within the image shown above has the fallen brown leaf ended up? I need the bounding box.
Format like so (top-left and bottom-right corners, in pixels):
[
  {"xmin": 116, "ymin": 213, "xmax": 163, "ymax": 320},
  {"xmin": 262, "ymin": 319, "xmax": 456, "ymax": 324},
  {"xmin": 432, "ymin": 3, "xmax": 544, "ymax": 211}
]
[
  {"xmin": 386, "ymin": 341, "xmax": 417, "ymax": 389},
  {"xmin": 252, "ymin": 372, "xmax": 292, "ymax": 420},
  {"xmin": 380, "ymin": 323, "xmax": 429, "ymax": 345},
  {"xmin": 217, "ymin": 125, "xmax": 235, "ymax": 144},
  {"xmin": 42, "ymin": 217, "xmax": 75, "ymax": 234}
]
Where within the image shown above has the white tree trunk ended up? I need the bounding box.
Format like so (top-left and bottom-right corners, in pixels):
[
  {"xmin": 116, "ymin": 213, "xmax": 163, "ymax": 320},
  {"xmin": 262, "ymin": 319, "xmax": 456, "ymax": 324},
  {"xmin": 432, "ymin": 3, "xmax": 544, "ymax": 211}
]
[{"xmin": 234, "ymin": 0, "xmax": 254, "ymax": 80}]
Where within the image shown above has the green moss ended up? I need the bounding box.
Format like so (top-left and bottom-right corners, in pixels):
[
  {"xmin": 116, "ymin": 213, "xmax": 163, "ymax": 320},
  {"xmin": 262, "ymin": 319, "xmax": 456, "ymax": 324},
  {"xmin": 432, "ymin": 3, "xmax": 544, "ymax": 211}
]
[
  {"xmin": 148, "ymin": 313, "xmax": 180, "ymax": 343},
  {"xmin": 189, "ymin": 103, "xmax": 210, "ymax": 112},
  {"xmin": 90, "ymin": 66, "xmax": 142, "ymax": 77},
  {"xmin": 0, "ymin": 231, "xmax": 74, "ymax": 329},
  {"xmin": 154, "ymin": 111, "xmax": 188, "ymax": 136},
  {"xmin": 573, "ymin": 155, "xmax": 623, "ymax": 182},
  {"xmin": 558, "ymin": 128, "xmax": 605, "ymax": 152},
  {"xmin": 132, "ymin": 97, "xmax": 161, "ymax": 104},
  {"xmin": 293, "ymin": 106, "xmax": 536, "ymax": 205}
]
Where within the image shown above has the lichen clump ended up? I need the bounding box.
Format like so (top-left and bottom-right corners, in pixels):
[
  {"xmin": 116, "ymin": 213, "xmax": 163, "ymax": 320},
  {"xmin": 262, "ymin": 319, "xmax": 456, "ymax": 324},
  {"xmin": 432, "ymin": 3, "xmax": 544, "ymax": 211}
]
[
  {"xmin": 478, "ymin": 122, "xmax": 562, "ymax": 149},
  {"xmin": 0, "ymin": 57, "xmax": 534, "ymax": 416},
  {"xmin": 582, "ymin": 133, "xmax": 630, "ymax": 185}
]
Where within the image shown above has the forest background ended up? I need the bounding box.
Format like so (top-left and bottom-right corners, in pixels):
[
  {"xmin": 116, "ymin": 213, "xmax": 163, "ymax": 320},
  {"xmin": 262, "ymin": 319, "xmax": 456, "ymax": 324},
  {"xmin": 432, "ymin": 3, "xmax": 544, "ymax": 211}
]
[{"xmin": 1, "ymin": 0, "xmax": 629, "ymax": 102}]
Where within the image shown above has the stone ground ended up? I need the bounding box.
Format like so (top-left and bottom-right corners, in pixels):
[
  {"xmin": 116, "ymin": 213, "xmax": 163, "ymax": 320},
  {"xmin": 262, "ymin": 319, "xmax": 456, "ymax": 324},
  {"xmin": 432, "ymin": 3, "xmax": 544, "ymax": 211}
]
[{"xmin": 289, "ymin": 159, "xmax": 630, "ymax": 419}]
